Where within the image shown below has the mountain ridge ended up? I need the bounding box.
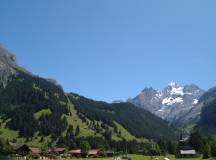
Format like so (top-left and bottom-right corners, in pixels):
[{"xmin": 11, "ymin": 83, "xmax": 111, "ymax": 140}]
[{"xmin": 127, "ymin": 82, "xmax": 205, "ymax": 127}]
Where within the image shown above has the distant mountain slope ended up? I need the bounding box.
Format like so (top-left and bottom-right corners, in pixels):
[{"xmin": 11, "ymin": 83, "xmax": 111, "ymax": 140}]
[
  {"xmin": 128, "ymin": 82, "xmax": 205, "ymax": 126},
  {"xmin": 69, "ymin": 93, "xmax": 178, "ymax": 140},
  {"xmin": 197, "ymin": 87, "xmax": 216, "ymax": 135},
  {"xmin": 0, "ymin": 46, "xmax": 178, "ymax": 147}
]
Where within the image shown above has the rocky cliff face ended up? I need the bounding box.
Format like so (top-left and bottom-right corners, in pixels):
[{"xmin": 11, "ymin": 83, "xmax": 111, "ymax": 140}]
[
  {"xmin": 0, "ymin": 47, "xmax": 18, "ymax": 87},
  {"xmin": 128, "ymin": 82, "xmax": 205, "ymax": 124},
  {"xmin": 0, "ymin": 46, "xmax": 58, "ymax": 88}
]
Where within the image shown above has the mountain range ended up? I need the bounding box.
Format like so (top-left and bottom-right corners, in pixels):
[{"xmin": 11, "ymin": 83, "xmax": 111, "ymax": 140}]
[
  {"xmin": 0, "ymin": 46, "xmax": 178, "ymax": 148},
  {"xmin": 127, "ymin": 81, "xmax": 216, "ymax": 136},
  {"xmin": 128, "ymin": 82, "xmax": 204, "ymax": 125}
]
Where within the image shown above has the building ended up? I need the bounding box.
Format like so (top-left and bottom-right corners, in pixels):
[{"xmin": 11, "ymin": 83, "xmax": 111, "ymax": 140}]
[
  {"xmin": 14, "ymin": 144, "xmax": 31, "ymax": 156},
  {"xmin": 29, "ymin": 147, "xmax": 41, "ymax": 156},
  {"xmin": 87, "ymin": 149, "xmax": 100, "ymax": 157},
  {"xmin": 52, "ymin": 148, "xmax": 66, "ymax": 155},
  {"xmin": 12, "ymin": 144, "xmax": 41, "ymax": 157},
  {"xmin": 176, "ymin": 146, "xmax": 197, "ymax": 158}
]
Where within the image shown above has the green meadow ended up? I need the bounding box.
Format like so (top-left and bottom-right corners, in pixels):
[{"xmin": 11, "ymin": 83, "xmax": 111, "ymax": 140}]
[{"xmin": 63, "ymin": 155, "xmax": 214, "ymax": 160}]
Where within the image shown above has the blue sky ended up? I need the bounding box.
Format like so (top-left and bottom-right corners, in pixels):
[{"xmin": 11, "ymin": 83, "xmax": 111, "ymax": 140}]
[{"xmin": 0, "ymin": 0, "xmax": 216, "ymax": 102}]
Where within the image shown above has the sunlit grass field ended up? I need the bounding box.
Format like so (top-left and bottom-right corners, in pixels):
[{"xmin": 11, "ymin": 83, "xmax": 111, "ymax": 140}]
[{"xmin": 63, "ymin": 155, "xmax": 214, "ymax": 160}]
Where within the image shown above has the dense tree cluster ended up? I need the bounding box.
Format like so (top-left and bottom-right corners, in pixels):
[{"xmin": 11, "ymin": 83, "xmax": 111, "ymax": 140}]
[
  {"xmin": 199, "ymin": 98, "xmax": 216, "ymax": 135},
  {"xmin": 0, "ymin": 71, "xmax": 69, "ymax": 139},
  {"xmin": 56, "ymin": 134, "xmax": 163, "ymax": 155},
  {"xmin": 187, "ymin": 128, "xmax": 216, "ymax": 159},
  {"xmin": 0, "ymin": 138, "xmax": 12, "ymax": 155}
]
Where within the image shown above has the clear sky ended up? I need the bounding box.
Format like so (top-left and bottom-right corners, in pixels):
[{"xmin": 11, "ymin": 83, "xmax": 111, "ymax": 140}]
[{"xmin": 0, "ymin": 0, "xmax": 216, "ymax": 102}]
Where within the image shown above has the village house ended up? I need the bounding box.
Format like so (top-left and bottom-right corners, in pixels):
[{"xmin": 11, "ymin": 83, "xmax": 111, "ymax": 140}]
[
  {"xmin": 12, "ymin": 144, "xmax": 41, "ymax": 157},
  {"xmin": 87, "ymin": 149, "xmax": 100, "ymax": 157},
  {"xmin": 11, "ymin": 143, "xmax": 101, "ymax": 158},
  {"xmin": 176, "ymin": 146, "xmax": 198, "ymax": 158},
  {"xmin": 29, "ymin": 147, "xmax": 41, "ymax": 156},
  {"xmin": 13, "ymin": 144, "xmax": 30, "ymax": 156},
  {"xmin": 52, "ymin": 147, "xmax": 66, "ymax": 155},
  {"xmin": 175, "ymin": 133, "xmax": 198, "ymax": 158},
  {"xmin": 68, "ymin": 149, "xmax": 82, "ymax": 157}
]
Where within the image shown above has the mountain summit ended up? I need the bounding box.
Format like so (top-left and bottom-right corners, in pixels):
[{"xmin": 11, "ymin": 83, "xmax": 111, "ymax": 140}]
[
  {"xmin": 0, "ymin": 47, "xmax": 18, "ymax": 86},
  {"xmin": 128, "ymin": 82, "xmax": 205, "ymax": 123}
]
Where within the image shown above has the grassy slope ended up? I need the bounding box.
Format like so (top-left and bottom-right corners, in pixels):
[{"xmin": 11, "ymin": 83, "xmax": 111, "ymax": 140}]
[
  {"xmin": 0, "ymin": 118, "xmax": 19, "ymax": 140},
  {"xmin": 65, "ymin": 102, "xmax": 138, "ymax": 141},
  {"xmin": 112, "ymin": 122, "xmax": 137, "ymax": 141},
  {"xmin": 63, "ymin": 102, "xmax": 96, "ymax": 137},
  {"xmin": 34, "ymin": 108, "xmax": 52, "ymax": 120},
  {"xmin": 0, "ymin": 117, "xmax": 53, "ymax": 147},
  {"xmin": 0, "ymin": 100, "xmax": 138, "ymax": 147}
]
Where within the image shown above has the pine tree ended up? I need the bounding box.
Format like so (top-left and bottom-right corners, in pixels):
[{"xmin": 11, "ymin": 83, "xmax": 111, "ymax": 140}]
[
  {"xmin": 80, "ymin": 140, "xmax": 90, "ymax": 155},
  {"xmin": 203, "ymin": 143, "xmax": 211, "ymax": 159},
  {"xmin": 75, "ymin": 125, "xmax": 80, "ymax": 136}
]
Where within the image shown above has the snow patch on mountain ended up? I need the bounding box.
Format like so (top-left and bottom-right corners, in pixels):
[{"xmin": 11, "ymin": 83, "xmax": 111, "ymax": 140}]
[
  {"xmin": 170, "ymin": 86, "xmax": 184, "ymax": 96},
  {"xmin": 162, "ymin": 97, "xmax": 183, "ymax": 105},
  {"xmin": 193, "ymin": 99, "xmax": 198, "ymax": 105}
]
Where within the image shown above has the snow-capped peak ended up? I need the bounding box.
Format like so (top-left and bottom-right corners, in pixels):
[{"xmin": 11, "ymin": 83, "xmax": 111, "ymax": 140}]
[
  {"xmin": 166, "ymin": 82, "xmax": 184, "ymax": 96},
  {"xmin": 170, "ymin": 86, "xmax": 184, "ymax": 96},
  {"xmin": 127, "ymin": 82, "xmax": 205, "ymax": 122},
  {"xmin": 168, "ymin": 81, "xmax": 177, "ymax": 86}
]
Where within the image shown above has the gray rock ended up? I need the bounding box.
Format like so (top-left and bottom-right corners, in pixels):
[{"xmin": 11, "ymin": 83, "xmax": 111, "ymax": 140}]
[{"xmin": 0, "ymin": 46, "xmax": 18, "ymax": 87}]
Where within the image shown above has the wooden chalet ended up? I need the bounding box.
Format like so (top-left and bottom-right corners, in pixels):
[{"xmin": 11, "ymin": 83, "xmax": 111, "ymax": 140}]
[
  {"xmin": 52, "ymin": 147, "xmax": 66, "ymax": 155},
  {"xmin": 12, "ymin": 144, "xmax": 41, "ymax": 157},
  {"xmin": 14, "ymin": 144, "xmax": 30, "ymax": 156},
  {"xmin": 68, "ymin": 149, "xmax": 82, "ymax": 157},
  {"xmin": 176, "ymin": 146, "xmax": 198, "ymax": 158},
  {"xmin": 176, "ymin": 133, "xmax": 198, "ymax": 158},
  {"xmin": 29, "ymin": 147, "xmax": 41, "ymax": 156},
  {"xmin": 87, "ymin": 149, "xmax": 100, "ymax": 157}
]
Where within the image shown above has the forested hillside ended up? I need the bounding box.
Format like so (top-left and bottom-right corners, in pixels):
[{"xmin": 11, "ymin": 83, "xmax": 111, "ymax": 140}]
[
  {"xmin": 190, "ymin": 87, "xmax": 216, "ymax": 136},
  {"xmin": 198, "ymin": 96, "xmax": 216, "ymax": 135},
  {"xmin": 69, "ymin": 93, "xmax": 178, "ymax": 140},
  {"xmin": 0, "ymin": 69, "xmax": 179, "ymax": 151}
]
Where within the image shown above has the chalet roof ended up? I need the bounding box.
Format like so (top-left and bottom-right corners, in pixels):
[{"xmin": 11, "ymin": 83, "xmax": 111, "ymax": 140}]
[
  {"xmin": 13, "ymin": 144, "xmax": 29, "ymax": 151},
  {"xmin": 88, "ymin": 149, "xmax": 100, "ymax": 155},
  {"xmin": 54, "ymin": 148, "xmax": 66, "ymax": 152},
  {"xmin": 29, "ymin": 147, "xmax": 41, "ymax": 154},
  {"xmin": 68, "ymin": 149, "xmax": 81, "ymax": 154}
]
